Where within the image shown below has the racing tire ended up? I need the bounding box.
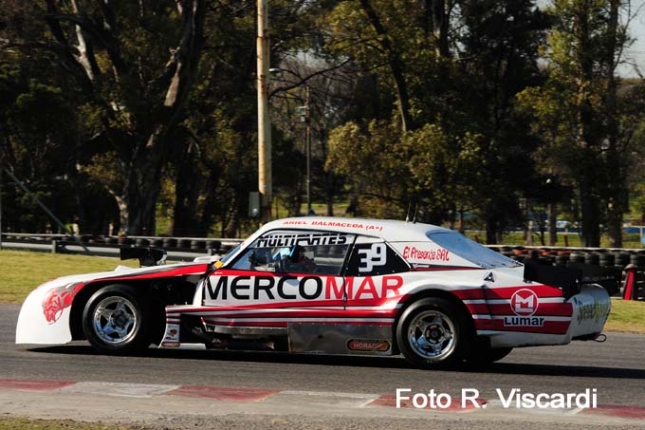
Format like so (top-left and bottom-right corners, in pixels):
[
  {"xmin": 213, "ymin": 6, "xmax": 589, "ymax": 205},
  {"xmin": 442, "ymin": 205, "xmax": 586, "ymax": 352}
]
[
  {"xmin": 396, "ymin": 297, "xmax": 470, "ymax": 369},
  {"xmin": 82, "ymin": 284, "xmax": 154, "ymax": 354}
]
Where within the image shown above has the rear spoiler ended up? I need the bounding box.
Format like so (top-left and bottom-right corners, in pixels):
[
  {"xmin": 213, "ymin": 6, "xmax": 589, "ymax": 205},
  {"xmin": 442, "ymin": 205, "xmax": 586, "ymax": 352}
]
[
  {"xmin": 567, "ymin": 262, "xmax": 620, "ymax": 296},
  {"xmin": 120, "ymin": 247, "xmax": 167, "ymax": 267},
  {"xmin": 523, "ymin": 260, "xmax": 619, "ymax": 298}
]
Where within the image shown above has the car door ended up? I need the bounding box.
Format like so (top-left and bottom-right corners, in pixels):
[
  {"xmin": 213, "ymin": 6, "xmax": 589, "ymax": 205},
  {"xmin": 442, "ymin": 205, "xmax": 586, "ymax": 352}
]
[{"xmin": 342, "ymin": 236, "xmax": 410, "ymax": 308}]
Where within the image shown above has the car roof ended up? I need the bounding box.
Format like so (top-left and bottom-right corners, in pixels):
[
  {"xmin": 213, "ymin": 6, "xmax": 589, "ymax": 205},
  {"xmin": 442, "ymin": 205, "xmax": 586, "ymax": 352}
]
[{"xmin": 257, "ymin": 216, "xmax": 451, "ymax": 242}]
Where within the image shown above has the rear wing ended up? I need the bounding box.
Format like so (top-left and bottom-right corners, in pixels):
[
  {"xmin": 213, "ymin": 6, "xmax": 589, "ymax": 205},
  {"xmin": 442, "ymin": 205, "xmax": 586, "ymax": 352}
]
[{"xmin": 523, "ymin": 260, "xmax": 619, "ymax": 298}]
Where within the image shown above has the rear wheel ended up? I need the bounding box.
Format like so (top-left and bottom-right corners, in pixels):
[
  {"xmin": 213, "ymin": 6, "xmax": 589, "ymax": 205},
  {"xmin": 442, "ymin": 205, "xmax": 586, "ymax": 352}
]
[
  {"xmin": 396, "ymin": 297, "xmax": 471, "ymax": 369},
  {"xmin": 82, "ymin": 284, "xmax": 153, "ymax": 354}
]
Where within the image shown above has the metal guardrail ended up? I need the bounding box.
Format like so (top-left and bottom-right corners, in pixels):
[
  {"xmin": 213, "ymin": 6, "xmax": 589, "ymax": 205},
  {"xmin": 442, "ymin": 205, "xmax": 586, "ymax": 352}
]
[{"xmin": 0, "ymin": 233, "xmax": 243, "ymax": 262}]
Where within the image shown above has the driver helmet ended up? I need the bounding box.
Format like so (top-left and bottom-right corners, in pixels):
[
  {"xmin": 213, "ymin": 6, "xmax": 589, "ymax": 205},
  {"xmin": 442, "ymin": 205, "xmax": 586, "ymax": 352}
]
[{"xmin": 289, "ymin": 245, "xmax": 305, "ymax": 262}]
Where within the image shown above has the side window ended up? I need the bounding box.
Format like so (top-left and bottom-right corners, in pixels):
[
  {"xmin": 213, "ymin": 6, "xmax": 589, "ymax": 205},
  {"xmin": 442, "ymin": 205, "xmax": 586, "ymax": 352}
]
[
  {"xmin": 231, "ymin": 246, "xmax": 277, "ymax": 272},
  {"xmin": 345, "ymin": 242, "xmax": 409, "ymax": 276},
  {"xmin": 230, "ymin": 230, "xmax": 353, "ymax": 275},
  {"xmin": 305, "ymin": 244, "xmax": 350, "ymax": 275}
]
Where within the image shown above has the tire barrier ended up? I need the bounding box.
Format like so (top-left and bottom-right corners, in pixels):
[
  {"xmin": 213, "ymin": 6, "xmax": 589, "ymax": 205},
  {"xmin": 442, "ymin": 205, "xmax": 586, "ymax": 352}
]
[
  {"xmin": 495, "ymin": 247, "xmax": 645, "ymax": 299},
  {"xmin": 3, "ymin": 233, "xmax": 645, "ymax": 298}
]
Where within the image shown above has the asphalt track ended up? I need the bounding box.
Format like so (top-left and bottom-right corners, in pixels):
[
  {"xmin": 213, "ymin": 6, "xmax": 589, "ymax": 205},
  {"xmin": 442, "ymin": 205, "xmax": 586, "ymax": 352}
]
[{"xmin": 1, "ymin": 303, "xmax": 645, "ymax": 429}]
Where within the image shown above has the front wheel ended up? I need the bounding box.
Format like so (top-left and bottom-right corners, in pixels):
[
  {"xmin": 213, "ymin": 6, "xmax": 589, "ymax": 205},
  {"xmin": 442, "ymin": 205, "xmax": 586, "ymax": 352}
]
[
  {"xmin": 396, "ymin": 297, "xmax": 471, "ymax": 369},
  {"xmin": 82, "ymin": 284, "xmax": 153, "ymax": 354}
]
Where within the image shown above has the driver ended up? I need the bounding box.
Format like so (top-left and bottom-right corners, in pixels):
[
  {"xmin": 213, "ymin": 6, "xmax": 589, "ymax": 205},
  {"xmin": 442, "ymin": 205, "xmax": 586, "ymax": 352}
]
[{"xmin": 287, "ymin": 245, "xmax": 317, "ymax": 273}]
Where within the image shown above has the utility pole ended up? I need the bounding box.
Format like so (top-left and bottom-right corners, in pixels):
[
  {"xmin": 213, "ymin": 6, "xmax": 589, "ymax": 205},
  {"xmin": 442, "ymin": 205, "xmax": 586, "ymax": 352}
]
[
  {"xmin": 296, "ymin": 86, "xmax": 312, "ymax": 215},
  {"xmin": 257, "ymin": 0, "xmax": 272, "ymax": 223},
  {"xmin": 305, "ymin": 85, "xmax": 312, "ymax": 215},
  {"xmin": 0, "ymin": 167, "xmax": 3, "ymax": 250}
]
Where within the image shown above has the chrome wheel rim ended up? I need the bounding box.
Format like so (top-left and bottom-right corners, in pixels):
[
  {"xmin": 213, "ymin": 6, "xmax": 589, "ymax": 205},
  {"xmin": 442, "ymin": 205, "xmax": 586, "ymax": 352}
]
[
  {"xmin": 92, "ymin": 296, "xmax": 138, "ymax": 345},
  {"xmin": 407, "ymin": 310, "xmax": 456, "ymax": 360}
]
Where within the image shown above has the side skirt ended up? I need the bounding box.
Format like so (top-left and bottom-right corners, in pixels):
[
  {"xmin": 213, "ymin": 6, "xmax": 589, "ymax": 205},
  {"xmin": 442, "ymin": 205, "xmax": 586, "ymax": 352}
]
[
  {"xmin": 288, "ymin": 323, "xmax": 394, "ymax": 355},
  {"xmin": 160, "ymin": 317, "xmax": 395, "ymax": 356}
]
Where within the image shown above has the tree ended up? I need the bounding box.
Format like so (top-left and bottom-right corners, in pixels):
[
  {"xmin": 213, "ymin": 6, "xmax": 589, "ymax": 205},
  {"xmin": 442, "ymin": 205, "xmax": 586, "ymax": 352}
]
[
  {"xmin": 451, "ymin": 0, "xmax": 550, "ymax": 243},
  {"xmin": 0, "ymin": 2, "xmax": 87, "ymax": 233},
  {"xmin": 167, "ymin": 1, "xmax": 345, "ymax": 235},
  {"xmin": 518, "ymin": 0, "xmax": 637, "ymax": 247},
  {"xmin": 326, "ymin": 119, "xmax": 410, "ymax": 218},
  {"xmin": 322, "ymin": 0, "xmax": 547, "ymax": 241},
  {"xmin": 35, "ymin": 0, "xmax": 207, "ymax": 235}
]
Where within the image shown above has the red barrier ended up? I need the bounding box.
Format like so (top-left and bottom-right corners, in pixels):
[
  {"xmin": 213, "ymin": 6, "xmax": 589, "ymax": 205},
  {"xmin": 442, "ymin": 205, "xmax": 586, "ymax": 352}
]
[{"xmin": 623, "ymin": 264, "xmax": 637, "ymax": 300}]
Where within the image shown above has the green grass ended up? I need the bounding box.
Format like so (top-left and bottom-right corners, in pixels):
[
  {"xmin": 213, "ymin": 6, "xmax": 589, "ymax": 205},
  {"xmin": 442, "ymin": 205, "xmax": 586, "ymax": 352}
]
[
  {"xmin": 605, "ymin": 298, "xmax": 645, "ymax": 333},
  {"xmin": 0, "ymin": 250, "xmax": 137, "ymax": 304},
  {"xmin": 0, "ymin": 418, "xmax": 137, "ymax": 429},
  {"xmin": 1, "ymin": 249, "xmax": 643, "ymax": 333}
]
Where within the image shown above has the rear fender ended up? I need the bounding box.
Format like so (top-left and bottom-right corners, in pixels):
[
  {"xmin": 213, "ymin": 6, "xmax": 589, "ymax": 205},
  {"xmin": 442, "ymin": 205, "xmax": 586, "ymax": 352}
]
[{"xmin": 392, "ymin": 287, "xmax": 479, "ymax": 353}]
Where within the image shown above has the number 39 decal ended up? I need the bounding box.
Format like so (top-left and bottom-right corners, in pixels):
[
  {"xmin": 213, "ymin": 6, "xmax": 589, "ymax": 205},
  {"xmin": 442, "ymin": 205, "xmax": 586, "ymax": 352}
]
[{"xmin": 358, "ymin": 243, "xmax": 387, "ymax": 273}]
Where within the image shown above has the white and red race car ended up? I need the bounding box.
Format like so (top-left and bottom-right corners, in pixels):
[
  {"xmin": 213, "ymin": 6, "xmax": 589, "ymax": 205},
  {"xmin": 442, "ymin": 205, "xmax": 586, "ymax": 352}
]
[{"xmin": 16, "ymin": 217, "xmax": 611, "ymax": 368}]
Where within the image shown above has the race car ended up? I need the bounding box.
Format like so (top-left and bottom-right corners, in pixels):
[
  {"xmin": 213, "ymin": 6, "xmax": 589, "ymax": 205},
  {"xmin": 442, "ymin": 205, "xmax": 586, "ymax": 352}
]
[{"xmin": 16, "ymin": 217, "xmax": 612, "ymax": 369}]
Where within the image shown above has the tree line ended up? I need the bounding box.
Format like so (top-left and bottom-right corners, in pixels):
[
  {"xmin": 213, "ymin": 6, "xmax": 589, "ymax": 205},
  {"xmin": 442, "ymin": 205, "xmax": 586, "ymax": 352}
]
[{"xmin": 1, "ymin": 0, "xmax": 645, "ymax": 247}]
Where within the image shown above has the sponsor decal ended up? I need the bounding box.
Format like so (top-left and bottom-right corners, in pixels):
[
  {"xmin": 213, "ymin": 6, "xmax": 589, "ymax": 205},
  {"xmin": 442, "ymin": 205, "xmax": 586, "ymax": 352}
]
[
  {"xmin": 162, "ymin": 341, "xmax": 180, "ymax": 347},
  {"xmin": 206, "ymin": 274, "xmax": 403, "ymax": 302},
  {"xmin": 503, "ymin": 316, "xmax": 545, "ymax": 327},
  {"xmin": 577, "ymin": 301, "xmax": 610, "ymax": 323},
  {"xmin": 310, "ymin": 220, "xmax": 383, "ymax": 232},
  {"xmin": 280, "ymin": 220, "xmax": 383, "ymax": 232},
  {"xmin": 505, "ymin": 289, "xmax": 543, "ymax": 327},
  {"xmin": 256, "ymin": 232, "xmax": 350, "ymax": 248},
  {"xmin": 42, "ymin": 283, "xmax": 84, "ymax": 323},
  {"xmin": 347, "ymin": 339, "xmax": 391, "ymax": 352},
  {"xmin": 358, "ymin": 243, "xmax": 387, "ymax": 272},
  {"xmin": 402, "ymin": 246, "xmax": 450, "ymax": 262},
  {"xmin": 510, "ymin": 289, "xmax": 539, "ymax": 317},
  {"xmin": 162, "ymin": 324, "xmax": 181, "ymax": 347}
]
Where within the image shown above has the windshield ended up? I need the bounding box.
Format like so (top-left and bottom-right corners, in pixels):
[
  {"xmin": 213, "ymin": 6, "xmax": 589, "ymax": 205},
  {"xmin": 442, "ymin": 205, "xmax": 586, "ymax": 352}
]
[
  {"xmin": 426, "ymin": 231, "xmax": 520, "ymax": 268},
  {"xmin": 219, "ymin": 244, "xmax": 240, "ymax": 265}
]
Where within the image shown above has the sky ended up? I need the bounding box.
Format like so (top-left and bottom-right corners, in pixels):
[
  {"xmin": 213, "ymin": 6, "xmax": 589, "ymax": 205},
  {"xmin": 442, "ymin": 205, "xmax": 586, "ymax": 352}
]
[
  {"xmin": 620, "ymin": 0, "xmax": 645, "ymax": 77},
  {"xmin": 537, "ymin": 0, "xmax": 645, "ymax": 78}
]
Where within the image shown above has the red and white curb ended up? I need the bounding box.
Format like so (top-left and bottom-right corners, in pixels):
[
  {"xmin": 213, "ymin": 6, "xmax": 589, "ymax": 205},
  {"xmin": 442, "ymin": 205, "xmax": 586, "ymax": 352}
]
[{"xmin": 0, "ymin": 379, "xmax": 644, "ymax": 421}]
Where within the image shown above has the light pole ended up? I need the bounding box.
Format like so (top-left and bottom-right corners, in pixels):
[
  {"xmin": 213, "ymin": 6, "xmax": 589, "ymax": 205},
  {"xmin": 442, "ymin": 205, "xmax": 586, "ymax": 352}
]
[
  {"xmin": 0, "ymin": 167, "xmax": 3, "ymax": 250},
  {"xmin": 257, "ymin": 0, "xmax": 272, "ymax": 223},
  {"xmin": 300, "ymin": 86, "xmax": 312, "ymax": 215},
  {"xmin": 306, "ymin": 94, "xmax": 311, "ymax": 215}
]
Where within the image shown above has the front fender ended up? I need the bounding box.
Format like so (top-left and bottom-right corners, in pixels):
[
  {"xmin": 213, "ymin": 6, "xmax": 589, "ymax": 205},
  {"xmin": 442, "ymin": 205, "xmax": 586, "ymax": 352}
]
[
  {"xmin": 16, "ymin": 263, "xmax": 211, "ymax": 346},
  {"xmin": 16, "ymin": 279, "xmax": 83, "ymax": 345},
  {"xmin": 15, "ymin": 267, "xmax": 146, "ymax": 345}
]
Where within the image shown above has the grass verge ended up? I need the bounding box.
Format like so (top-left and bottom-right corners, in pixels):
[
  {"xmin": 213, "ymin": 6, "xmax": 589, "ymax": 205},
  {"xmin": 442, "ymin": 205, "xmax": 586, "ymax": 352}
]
[
  {"xmin": 605, "ymin": 298, "xmax": 645, "ymax": 333},
  {"xmin": 0, "ymin": 250, "xmax": 137, "ymax": 303},
  {"xmin": 0, "ymin": 418, "xmax": 138, "ymax": 429}
]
